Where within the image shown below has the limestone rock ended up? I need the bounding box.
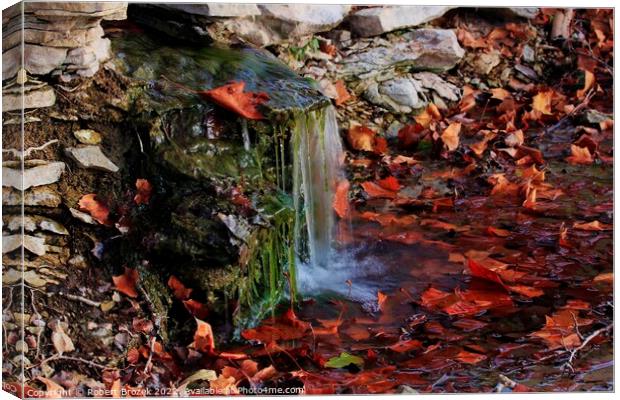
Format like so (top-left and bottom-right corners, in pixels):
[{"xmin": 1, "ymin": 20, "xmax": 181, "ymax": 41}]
[
  {"xmin": 2, "ymin": 85, "xmax": 56, "ymax": 111},
  {"xmin": 412, "ymin": 72, "xmax": 461, "ymax": 102},
  {"xmin": 341, "ymin": 29, "xmax": 464, "ymax": 79},
  {"xmin": 259, "ymin": 4, "xmax": 351, "ymax": 37},
  {"xmin": 74, "ymin": 129, "xmax": 102, "ymax": 145},
  {"xmin": 348, "ymin": 6, "xmax": 454, "ymax": 37},
  {"xmin": 364, "ymin": 76, "xmax": 423, "ymax": 113},
  {"xmin": 64, "ymin": 145, "xmax": 119, "ymax": 173},
  {"xmin": 2, "ymin": 187, "xmax": 62, "ymax": 207},
  {"xmin": 2, "ymin": 234, "xmax": 47, "ymax": 256},
  {"xmin": 69, "ymin": 208, "xmax": 97, "ymax": 225},
  {"xmin": 2, "ymin": 161, "xmax": 65, "ymax": 191},
  {"xmin": 3, "ymin": 44, "xmax": 68, "ymax": 80},
  {"xmin": 156, "ymin": 3, "xmax": 261, "ymax": 17},
  {"xmin": 4, "ymin": 214, "xmax": 68, "ymax": 235}
]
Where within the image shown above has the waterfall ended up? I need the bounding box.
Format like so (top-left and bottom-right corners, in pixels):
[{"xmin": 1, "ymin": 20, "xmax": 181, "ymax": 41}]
[{"xmin": 291, "ymin": 105, "xmax": 343, "ymax": 269}]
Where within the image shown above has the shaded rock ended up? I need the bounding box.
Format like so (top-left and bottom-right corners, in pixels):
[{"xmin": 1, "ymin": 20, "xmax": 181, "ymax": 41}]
[
  {"xmin": 2, "ymin": 84, "xmax": 56, "ymax": 111},
  {"xmin": 2, "ymin": 187, "xmax": 62, "ymax": 207},
  {"xmin": 3, "ymin": 44, "xmax": 68, "ymax": 79},
  {"xmin": 69, "ymin": 208, "xmax": 97, "ymax": 225},
  {"xmin": 486, "ymin": 7, "xmax": 539, "ymax": 20},
  {"xmin": 364, "ymin": 75, "xmax": 423, "ymax": 113},
  {"xmin": 341, "ymin": 29, "xmax": 464, "ymax": 79},
  {"xmin": 64, "ymin": 145, "xmax": 119, "ymax": 173},
  {"xmin": 348, "ymin": 6, "xmax": 454, "ymax": 37},
  {"xmin": 4, "ymin": 214, "xmax": 68, "ymax": 235},
  {"xmin": 154, "ymin": 3, "xmax": 261, "ymax": 17},
  {"xmin": 2, "ymin": 234, "xmax": 47, "ymax": 256},
  {"xmin": 3, "ymin": 25, "xmax": 105, "ymax": 51},
  {"xmin": 413, "ymin": 72, "xmax": 460, "ymax": 102},
  {"xmin": 2, "ymin": 161, "xmax": 65, "ymax": 190},
  {"xmin": 74, "ymin": 129, "xmax": 102, "ymax": 145}
]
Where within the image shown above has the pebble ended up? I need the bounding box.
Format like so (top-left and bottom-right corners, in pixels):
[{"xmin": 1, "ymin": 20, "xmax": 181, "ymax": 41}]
[
  {"xmin": 65, "ymin": 145, "xmax": 119, "ymax": 173},
  {"xmin": 73, "ymin": 129, "xmax": 102, "ymax": 145}
]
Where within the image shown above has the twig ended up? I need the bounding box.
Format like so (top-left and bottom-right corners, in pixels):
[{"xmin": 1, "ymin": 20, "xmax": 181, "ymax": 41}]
[
  {"xmin": 143, "ymin": 336, "xmax": 156, "ymax": 374},
  {"xmin": 51, "ymin": 291, "xmax": 101, "ymax": 308},
  {"xmin": 27, "ymin": 353, "xmax": 109, "ymax": 370},
  {"xmin": 562, "ymin": 323, "xmax": 613, "ymax": 373},
  {"xmin": 2, "ymin": 139, "xmax": 59, "ymax": 160}
]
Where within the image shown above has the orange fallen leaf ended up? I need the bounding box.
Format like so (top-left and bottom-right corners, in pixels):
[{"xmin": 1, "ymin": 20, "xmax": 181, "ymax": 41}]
[
  {"xmin": 126, "ymin": 348, "xmax": 140, "ymax": 364},
  {"xmin": 531, "ymin": 90, "xmax": 554, "ymax": 115},
  {"xmin": 455, "ymin": 350, "xmax": 487, "ymax": 364},
  {"xmin": 334, "ymin": 80, "xmax": 352, "ymax": 106},
  {"xmin": 361, "ymin": 181, "xmax": 397, "ymax": 199},
  {"xmin": 134, "ymin": 179, "xmax": 153, "ymax": 205},
  {"xmin": 573, "ymin": 220, "xmax": 611, "ymax": 231},
  {"xmin": 415, "ymin": 103, "xmax": 441, "ymax": 128},
  {"xmin": 522, "ymin": 187, "xmax": 537, "ymax": 210},
  {"xmin": 112, "ymin": 267, "xmax": 139, "ymax": 298},
  {"xmin": 183, "ymin": 299, "xmax": 210, "ymax": 320},
  {"xmin": 193, "ymin": 318, "xmax": 215, "ymax": 353},
  {"xmin": 376, "ymin": 176, "xmax": 401, "ymax": 192},
  {"xmin": 521, "ymin": 164, "xmax": 545, "ymax": 183},
  {"xmin": 167, "ymin": 275, "xmax": 193, "ymax": 300},
  {"xmin": 347, "ymin": 125, "xmax": 376, "ymax": 152},
  {"xmin": 36, "ymin": 377, "xmax": 64, "ymax": 398},
  {"xmin": 441, "ymin": 122, "xmax": 462, "ymax": 152},
  {"xmin": 78, "ymin": 194, "xmax": 110, "ymax": 225},
  {"xmin": 504, "ymin": 130, "xmax": 524, "ymax": 147},
  {"xmin": 332, "ymin": 179, "xmax": 350, "ymax": 219},
  {"xmin": 201, "ymin": 81, "xmax": 268, "ymax": 120},
  {"xmin": 486, "ymin": 226, "xmax": 511, "ymax": 237},
  {"xmin": 389, "ymin": 339, "xmax": 423, "ymax": 353},
  {"xmin": 377, "ymin": 291, "xmax": 388, "ymax": 312},
  {"xmin": 566, "ymin": 144, "xmax": 593, "ymax": 165},
  {"xmin": 209, "ymin": 375, "xmax": 238, "ymax": 395}
]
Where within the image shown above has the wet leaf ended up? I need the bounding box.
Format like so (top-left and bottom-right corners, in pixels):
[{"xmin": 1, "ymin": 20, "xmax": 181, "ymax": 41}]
[
  {"xmin": 441, "ymin": 122, "xmax": 462, "ymax": 152},
  {"xmin": 347, "ymin": 125, "xmax": 376, "ymax": 152},
  {"xmin": 573, "ymin": 220, "xmax": 611, "ymax": 231},
  {"xmin": 388, "ymin": 339, "xmax": 423, "ymax": 353},
  {"xmin": 566, "ymin": 144, "xmax": 594, "ymax": 165},
  {"xmin": 167, "ymin": 275, "xmax": 193, "ymax": 300},
  {"xmin": 455, "ymin": 350, "xmax": 487, "ymax": 364},
  {"xmin": 376, "ymin": 176, "xmax": 401, "ymax": 192},
  {"xmin": 134, "ymin": 179, "xmax": 152, "ymax": 205},
  {"xmin": 334, "ymin": 80, "xmax": 352, "ymax": 106},
  {"xmin": 361, "ymin": 181, "xmax": 398, "ymax": 199},
  {"xmin": 200, "ymin": 81, "xmax": 268, "ymax": 120},
  {"xmin": 333, "ymin": 179, "xmax": 350, "ymax": 219}
]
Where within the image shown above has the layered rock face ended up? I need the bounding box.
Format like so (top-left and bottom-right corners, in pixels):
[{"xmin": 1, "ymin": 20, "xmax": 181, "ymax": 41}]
[{"xmin": 2, "ymin": 2, "xmax": 127, "ymax": 81}]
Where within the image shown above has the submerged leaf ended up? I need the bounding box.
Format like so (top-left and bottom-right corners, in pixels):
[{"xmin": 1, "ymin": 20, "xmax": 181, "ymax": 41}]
[{"xmin": 325, "ymin": 352, "xmax": 364, "ymax": 368}]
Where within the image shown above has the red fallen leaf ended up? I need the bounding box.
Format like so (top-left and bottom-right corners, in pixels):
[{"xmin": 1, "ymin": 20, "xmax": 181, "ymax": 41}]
[
  {"xmin": 388, "ymin": 339, "xmax": 423, "ymax": 353},
  {"xmin": 134, "ymin": 179, "xmax": 152, "ymax": 205},
  {"xmin": 574, "ymin": 134, "xmax": 598, "ymax": 154},
  {"xmin": 230, "ymin": 186, "xmax": 252, "ymax": 210},
  {"xmin": 440, "ymin": 122, "xmax": 462, "ymax": 152},
  {"xmin": 452, "ymin": 318, "xmax": 488, "ymax": 332},
  {"xmin": 342, "ymin": 324, "xmax": 370, "ymax": 341},
  {"xmin": 487, "ymin": 226, "xmax": 511, "ymax": 237},
  {"xmin": 167, "ymin": 276, "xmax": 193, "ymax": 300},
  {"xmin": 559, "ymin": 222, "xmax": 571, "ymax": 248},
  {"xmin": 455, "ymin": 350, "xmax": 487, "ymax": 364},
  {"xmin": 432, "ymin": 197, "xmax": 453, "ymax": 212},
  {"xmin": 241, "ymin": 309, "xmax": 310, "ymax": 343},
  {"xmin": 200, "ymin": 81, "xmax": 268, "ymax": 120},
  {"xmin": 516, "ymin": 145, "xmax": 545, "ymax": 165},
  {"xmin": 78, "ymin": 194, "xmax": 110, "ymax": 225},
  {"xmin": 566, "ymin": 145, "xmax": 594, "ymax": 165},
  {"xmin": 132, "ymin": 318, "xmax": 153, "ymax": 334},
  {"xmin": 320, "ymin": 41, "xmax": 338, "ymax": 57},
  {"xmin": 420, "ymin": 287, "xmax": 455, "ymax": 309},
  {"xmin": 489, "ymin": 174, "xmax": 520, "ymax": 196},
  {"xmin": 397, "ymin": 124, "xmax": 425, "ymax": 149},
  {"xmin": 361, "ymin": 181, "xmax": 397, "ymax": 199},
  {"xmin": 126, "ymin": 347, "xmax": 140, "ymax": 364},
  {"xmin": 420, "ymin": 219, "xmax": 466, "ymax": 232},
  {"xmin": 373, "ymin": 136, "xmax": 388, "ymax": 154},
  {"xmin": 347, "ymin": 125, "xmax": 376, "ymax": 152},
  {"xmin": 467, "ymin": 258, "xmax": 506, "ymax": 288},
  {"xmin": 573, "ymin": 220, "xmax": 611, "ymax": 231},
  {"xmin": 218, "ymin": 352, "xmax": 249, "ymax": 360},
  {"xmin": 334, "ymin": 80, "xmax": 352, "ymax": 106},
  {"xmin": 183, "ymin": 299, "xmax": 210, "ymax": 320},
  {"xmin": 505, "ymin": 284, "xmax": 544, "ymax": 298},
  {"xmin": 332, "ymin": 180, "xmax": 350, "ymax": 219},
  {"xmin": 112, "ymin": 267, "xmax": 139, "ymax": 298},
  {"xmin": 360, "ymin": 211, "xmax": 416, "ymax": 227},
  {"xmin": 385, "ymin": 231, "xmax": 425, "ymax": 245},
  {"xmin": 376, "ymin": 176, "xmax": 401, "ymax": 192},
  {"xmin": 521, "ymin": 164, "xmax": 545, "ymax": 183},
  {"xmin": 193, "ymin": 318, "xmax": 215, "ymax": 353}
]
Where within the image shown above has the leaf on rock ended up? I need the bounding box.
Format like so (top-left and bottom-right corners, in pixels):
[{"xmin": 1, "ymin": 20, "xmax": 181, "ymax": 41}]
[
  {"xmin": 112, "ymin": 267, "xmax": 139, "ymax": 298},
  {"xmin": 200, "ymin": 81, "xmax": 268, "ymax": 120},
  {"xmin": 78, "ymin": 194, "xmax": 110, "ymax": 225},
  {"xmin": 325, "ymin": 352, "xmax": 364, "ymax": 368}
]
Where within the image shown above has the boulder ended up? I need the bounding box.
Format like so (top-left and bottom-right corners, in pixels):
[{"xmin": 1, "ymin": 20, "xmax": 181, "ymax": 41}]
[
  {"xmin": 2, "ymin": 161, "xmax": 65, "ymax": 191},
  {"xmin": 364, "ymin": 76, "xmax": 423, "ymax": 113},
  {"xmin": 348, "ymin": 6, "xmax": 454, "ymax": 37},
  {"xmin": 341, "ymin": 29, "xmax": 465, "ymax": 79},
  {"xmin": 3, "ymin": 84, "xmax": 56, "ymax": 111}
]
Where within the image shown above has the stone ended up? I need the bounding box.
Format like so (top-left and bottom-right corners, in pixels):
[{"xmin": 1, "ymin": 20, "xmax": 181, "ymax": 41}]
[
  {"xmin": 23, "ymin": 2, "xmax": 128, "ymax": 19},
  {"xmin": 348, "ymin": 6, "xmax": 454, "ymax": 37},
  {"xmin": 364, "ymin": 75, "xmax": 423, "ymax": 113},
  {"xmin": 522, "ymin": 45, "xmax": 536, "ymax": 63},
  {"xmin": 4, "ymin": 214, "xmax": 68, "ymax": 235},
  {"xmin": 341, "ymin": 29, "xmax": 465, "ymax": 79},
  {"xmin": 2, "ymin": 187, "xmax": 62, "ymax": 207},
  {"xmin": 2, "ymin": 85, "xmax": 56, "ymax": 111},
  {"xmin": 64, "ymin": 146, "xmax": 119, "ymax": 173},
  {"xmin": 2, "ymin": 234, "xmax": 47, "ymax": 256},
  {"xmin": 412, "ymin": 72, "xmax": 461, "ymax": 102},
  {"xmin": 2, "ymin": 161, "xmax": 65, "ymax": 190},
  {"xmin": 156, "ymin": 3, "xmax": 261, "ymax": 17},
  {"xmin": 3, "ymin": 44, "xmax": 68, "ymax": 80},
  {"xmin": 70, "ymin": 208, "xmax": 97, "ymax": 225},
  {"xmin": 74, "ymin": 129, "xmax": 102, "ymax": 145},
  {"xmin": 487, "ymin": 7, "xmax": 539, "ymax": 20},
  {"xmin": 3, "ymin": 25, "xmax": 104, "ymax": 51}
]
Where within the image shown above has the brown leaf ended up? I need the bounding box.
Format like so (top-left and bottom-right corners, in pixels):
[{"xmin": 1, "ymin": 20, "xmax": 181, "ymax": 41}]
[
  {"xmin": 347, "ymin": 125, "xmax": 376, "ymax": 152},
  {"xmin": 193, "ymin": 318, "xmax": 215, "ymax": 353},
  {"xmin": 566, "ymin": 144, "xmax": 593, "ymax": 165},
  {"xmin": 51, "ymin": 324, "xmax": 75, "ymax": 355},
  {"xmin": 441, "ymin": 122, "xmax": 462, "ymax": 152},
  {"xmin": 573, "ymin": 220, "xmax": 611, "ymax": 231},
  {"xmin": 183, "ymin": 299, "xmax": 210, "ymax": 320},
  {"xmin": 576, "ymin": 70, "xmax": 596, "ymax": 98},
  {"xmin": 332, "ymin": 179, "xmax": 350, "ymax": 219},
  {"xmin": 531, "ymin": 90, "xmax": 554, "ymax": 115},
  {"xmin": 36, "ymin": 377, "xmax": 65, "ymax": 398}
]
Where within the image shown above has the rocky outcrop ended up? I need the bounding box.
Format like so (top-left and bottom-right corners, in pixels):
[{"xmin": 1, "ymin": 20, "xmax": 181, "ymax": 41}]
[
  {"xmin": 340, "ymin": 29, "xmax": 465, "ymax": 79},
  {"xmin": 348, "ymin": 6, "xmax": 454, "ymax": 37},
  {"xmin": 2, "ymin": 2, "xmax": 127, "ymax": 81},
  {"xmin": 129, "ymin": 3, "xmax": 351, "ymax": 47}
]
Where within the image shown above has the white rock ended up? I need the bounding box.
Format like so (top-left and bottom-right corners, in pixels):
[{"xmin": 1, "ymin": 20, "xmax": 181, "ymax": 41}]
[
  {"xmin": 2, "ymin": 187, "xmax": 62, "ymax": 207},
  {"xmin": 364, "ymin": 76, "xmax": 424, "ymax": 113},
  {"xmin": 70, "ymin": 208, "xmax": 97, "ymax": 225},
  {"xmin": 2, "ymin": 161, "xmax": 65, "ymax": 190},
  {"xmin": 3, "ymin": 44, "xmax": 68, "ymax": 80},
  {"xmin": 64, "ymin": 146, "xmax": 119, "ymax": 173},
  {"xmin": 259, "ymin": 4, "xmax": 351, "ymax": 36},
  {"xmin": 2, "ymin": 234, "xmax": 47, "ymax": 256},
  {"xmin": 74, "ymin": 129, "xmax": 102, "ymax": 145},
  {"xmin": 2, "ymin": 85, "xmax": 56, "ymax": 111},
  {"xmin": 349, "ymin": 6, "xmax": 454, "ymax": 37},
  {"xmin": 413, "ymin": 72, "xmax": 461, "ymax": 102},
  {"xmin": 158, "ymin": 3, "xmax": 261, "ymax": 17}
]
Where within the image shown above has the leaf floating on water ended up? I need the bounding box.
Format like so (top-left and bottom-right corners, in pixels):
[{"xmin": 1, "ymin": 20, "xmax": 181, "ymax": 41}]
[
  {"xmin": 325, "ymin": 352, "xmax": 364, "ymax": 368},
  {"xmin": 573, "ymin": 220, "xmax": 611, "ymax": 231},
  {"xmin": 361, "ymin": 181, "xmax": 397, "ymax": 199},
  {"xmin": 200, "ymin": 81, "xmax": 268, "ymax": 120}
]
